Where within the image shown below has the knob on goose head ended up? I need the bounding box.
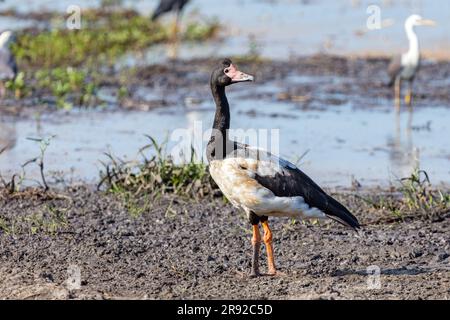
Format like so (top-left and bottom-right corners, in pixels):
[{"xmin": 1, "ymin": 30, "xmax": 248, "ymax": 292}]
[{"xmin": 210, "ymin": 58, "xmax": 254, "ymax": 87}]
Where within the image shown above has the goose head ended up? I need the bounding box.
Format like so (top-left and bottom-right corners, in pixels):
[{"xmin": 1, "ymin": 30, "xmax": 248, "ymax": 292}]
[{"xmin": 210, "ymin": 58, "xmax": 254, "ymax": 87}]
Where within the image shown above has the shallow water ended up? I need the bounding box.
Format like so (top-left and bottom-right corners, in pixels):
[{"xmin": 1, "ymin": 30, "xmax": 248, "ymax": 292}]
[{"xmin": 1, "ymin": 95, "xmax": 449, "ymax": 187}]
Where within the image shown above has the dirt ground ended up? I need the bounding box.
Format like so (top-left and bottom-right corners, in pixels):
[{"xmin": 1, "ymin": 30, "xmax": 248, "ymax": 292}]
[{"xmin": 0, "ymin": 186, "xmax": 448, "ymax": 300}]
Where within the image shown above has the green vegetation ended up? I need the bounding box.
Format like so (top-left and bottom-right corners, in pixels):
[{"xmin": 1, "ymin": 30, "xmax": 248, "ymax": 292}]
[
  {"xmin": 184, "ymin": 20, "xmax": 220, "ymax": 42},
  {"xmin": 14, "ymin": 11, "xmax": 167, "ymax": 69},
  {"xmin": 399, "ymin": 168, "xmax": 450, "ymax": 218},
  {"xmin": 0, "ymin": 204, "xmax": 68, "ymax": 236},
  {"xmin": 98, "ymin": 136, "xmax": 218, "ymax": 217},
  {"xmin": 98, "ymin": 136, "xmax": 217, "ymax": 208},
  {"xmin": 0, "ymin": 138, "xmax": 72, "ymax": 236},
  {"xmin": 35, "ymin": 68, "xmax": 97, "ymax": 109},
  {"xmin": 24, "ymin": 205, "xmax": 68, "ymax": 235},
  {"xmin": 5, "ymin": 72, "xmax": 27, "ymax": 98},
  {"xmin": 0, "ymin": 136, "xmax": 54, "ymax": 193},
  {"xmin": 359, "ymin": 167, "xmax": 450, "ymax": 221},
  {"xmin": 3, "ymin": 8, "xmax": 220, "ymax": 108},
  {"xmin": 13, "ymin": 9, "xmax": 220, "ymax": 69},
  {"xmin": 5, "ymin": 67, "xmax": 100, "ymax": 109}
]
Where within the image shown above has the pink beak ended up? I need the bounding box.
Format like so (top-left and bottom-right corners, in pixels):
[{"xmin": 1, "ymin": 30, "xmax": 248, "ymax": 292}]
[{"xmin": 225, "ymin": 64, "xmax": 254, "ymax": 83}]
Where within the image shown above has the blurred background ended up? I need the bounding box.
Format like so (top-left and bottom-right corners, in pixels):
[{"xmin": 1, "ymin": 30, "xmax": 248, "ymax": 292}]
[
  {"xmin": 1, "ymin": 0, "xmax": 449, "ymax": 59},
  {"xmin": 0, "ymin": 0, "xmax": 449, "ymax": 188}
]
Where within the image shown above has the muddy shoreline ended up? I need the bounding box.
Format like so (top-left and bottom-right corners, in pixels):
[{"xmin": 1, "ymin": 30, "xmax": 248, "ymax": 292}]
[
  {"xmin": 0, "ymin": 186, "xmax": 448, "ymax": 300},
  {"xmin": 1, "ymin": 54, "xmax": 449, "ymax": 118}
]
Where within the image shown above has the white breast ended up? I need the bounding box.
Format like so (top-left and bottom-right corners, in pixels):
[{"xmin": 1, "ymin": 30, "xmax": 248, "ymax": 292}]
[{"xmin": 401, "ymin": 52, "xmax": 419, "ymax": 79}]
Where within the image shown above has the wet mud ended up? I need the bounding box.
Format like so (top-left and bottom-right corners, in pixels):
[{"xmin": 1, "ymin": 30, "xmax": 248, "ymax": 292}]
[
  {"xmin": 0, "ymin": 187, "xmax": 448, "ymax": 299},
  {"xmin": 2, "ymin": 55, "xmax": 450, "ymax": 117}
]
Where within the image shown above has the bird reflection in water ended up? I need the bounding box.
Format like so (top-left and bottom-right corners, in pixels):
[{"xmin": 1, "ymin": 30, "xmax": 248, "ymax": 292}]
[
  {"xmin": 387, "ymin": 110, "xmax": 420, "ymax": 180},
  {"xmin": 0, "ymin": 121, "xmax": 17, "ymax": 156}
]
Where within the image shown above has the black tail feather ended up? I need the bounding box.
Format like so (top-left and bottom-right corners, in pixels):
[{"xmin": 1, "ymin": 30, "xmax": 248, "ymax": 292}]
[{"xmin": 325, "ymin": 195, "xmax": 360, "ymax": 231}]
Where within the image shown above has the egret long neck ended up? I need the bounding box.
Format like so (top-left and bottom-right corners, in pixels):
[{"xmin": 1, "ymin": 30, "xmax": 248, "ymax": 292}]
[{"xmin": 405, "ymin": 23, "xmax": 420, "ymax": 63}]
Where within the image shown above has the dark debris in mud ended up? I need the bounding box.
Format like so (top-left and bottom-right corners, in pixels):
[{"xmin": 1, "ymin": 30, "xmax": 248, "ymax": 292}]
[
  {"xmin": 0, "ymin": 186, "xmax": 449, "ymax": 299},
  {"xmin": 4, "ymin": 54, "xmax": 449, "ymax": 117},
  {"xmin": 120, "ymin": 54, "xmax": 450, "ymax": 116}
]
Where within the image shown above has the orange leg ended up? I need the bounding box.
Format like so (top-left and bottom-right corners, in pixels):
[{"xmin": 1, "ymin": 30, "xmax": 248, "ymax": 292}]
[
  {"xmin": 250, "ymin": 224, "xmax": 261, "ymax": 277},
  {"xmin": 262, "ymin": 220, "xmax": 276, "ymax": 275},
  {"xmin": 405, "ymin": 80, "xmax": 413, "ymax": 108}
]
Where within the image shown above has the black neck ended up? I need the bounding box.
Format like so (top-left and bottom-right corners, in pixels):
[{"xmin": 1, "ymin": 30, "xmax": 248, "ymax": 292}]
[
  {"xmin": 211, "ymin": 85, "xmax": 230, "ymax": 137},
  {"xmin": 208, "ymin": 83, "xmax": 231, "ymax": 160},
  {"xmin": 211, "ymin": 84, "xmax": 230, "ymax": 142}
]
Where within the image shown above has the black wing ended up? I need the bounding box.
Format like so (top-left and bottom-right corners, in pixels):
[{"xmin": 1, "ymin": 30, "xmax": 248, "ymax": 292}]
[
  {"xmin": 151, "ymin": 0, "xmax": 190, "ymax": 21},
  {"xmin": 387, "ymin": 55, "xmax": 402, "ymax": 87},
  {"xmin": 231, "ymin": 143, "xmax": 360, "ymax": 230},
  {"xmin": 257, "ymin": 164, "xmax": 360, "ymax": 230}
]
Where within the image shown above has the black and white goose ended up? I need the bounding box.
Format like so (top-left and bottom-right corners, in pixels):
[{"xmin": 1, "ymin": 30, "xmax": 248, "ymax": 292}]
[
  {"xmin": 207, "ymin": 59, "xmax": 360, "ymax": 277},
  {"xmin": 387, "ymin": 15, "xmax": 436, "ymax": 108}
]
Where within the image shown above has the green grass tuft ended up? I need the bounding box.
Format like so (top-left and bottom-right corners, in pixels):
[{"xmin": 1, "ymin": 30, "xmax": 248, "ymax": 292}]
[
  {"xmin": 98, "ymin": 136, "xmax": 219, "ymax": 216},
  {"xmin": 13, "ymin": 9, "xmax": 220, "ymax": 69},
  {"xmin": 358, "ymin": 167, "xmax": 449, "ymax": 221}
]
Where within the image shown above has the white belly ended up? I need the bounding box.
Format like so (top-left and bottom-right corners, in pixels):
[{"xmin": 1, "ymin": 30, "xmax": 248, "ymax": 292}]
[{"xmin": 400, "ymin": 52, "xmax": 419, "ymax": 80}]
